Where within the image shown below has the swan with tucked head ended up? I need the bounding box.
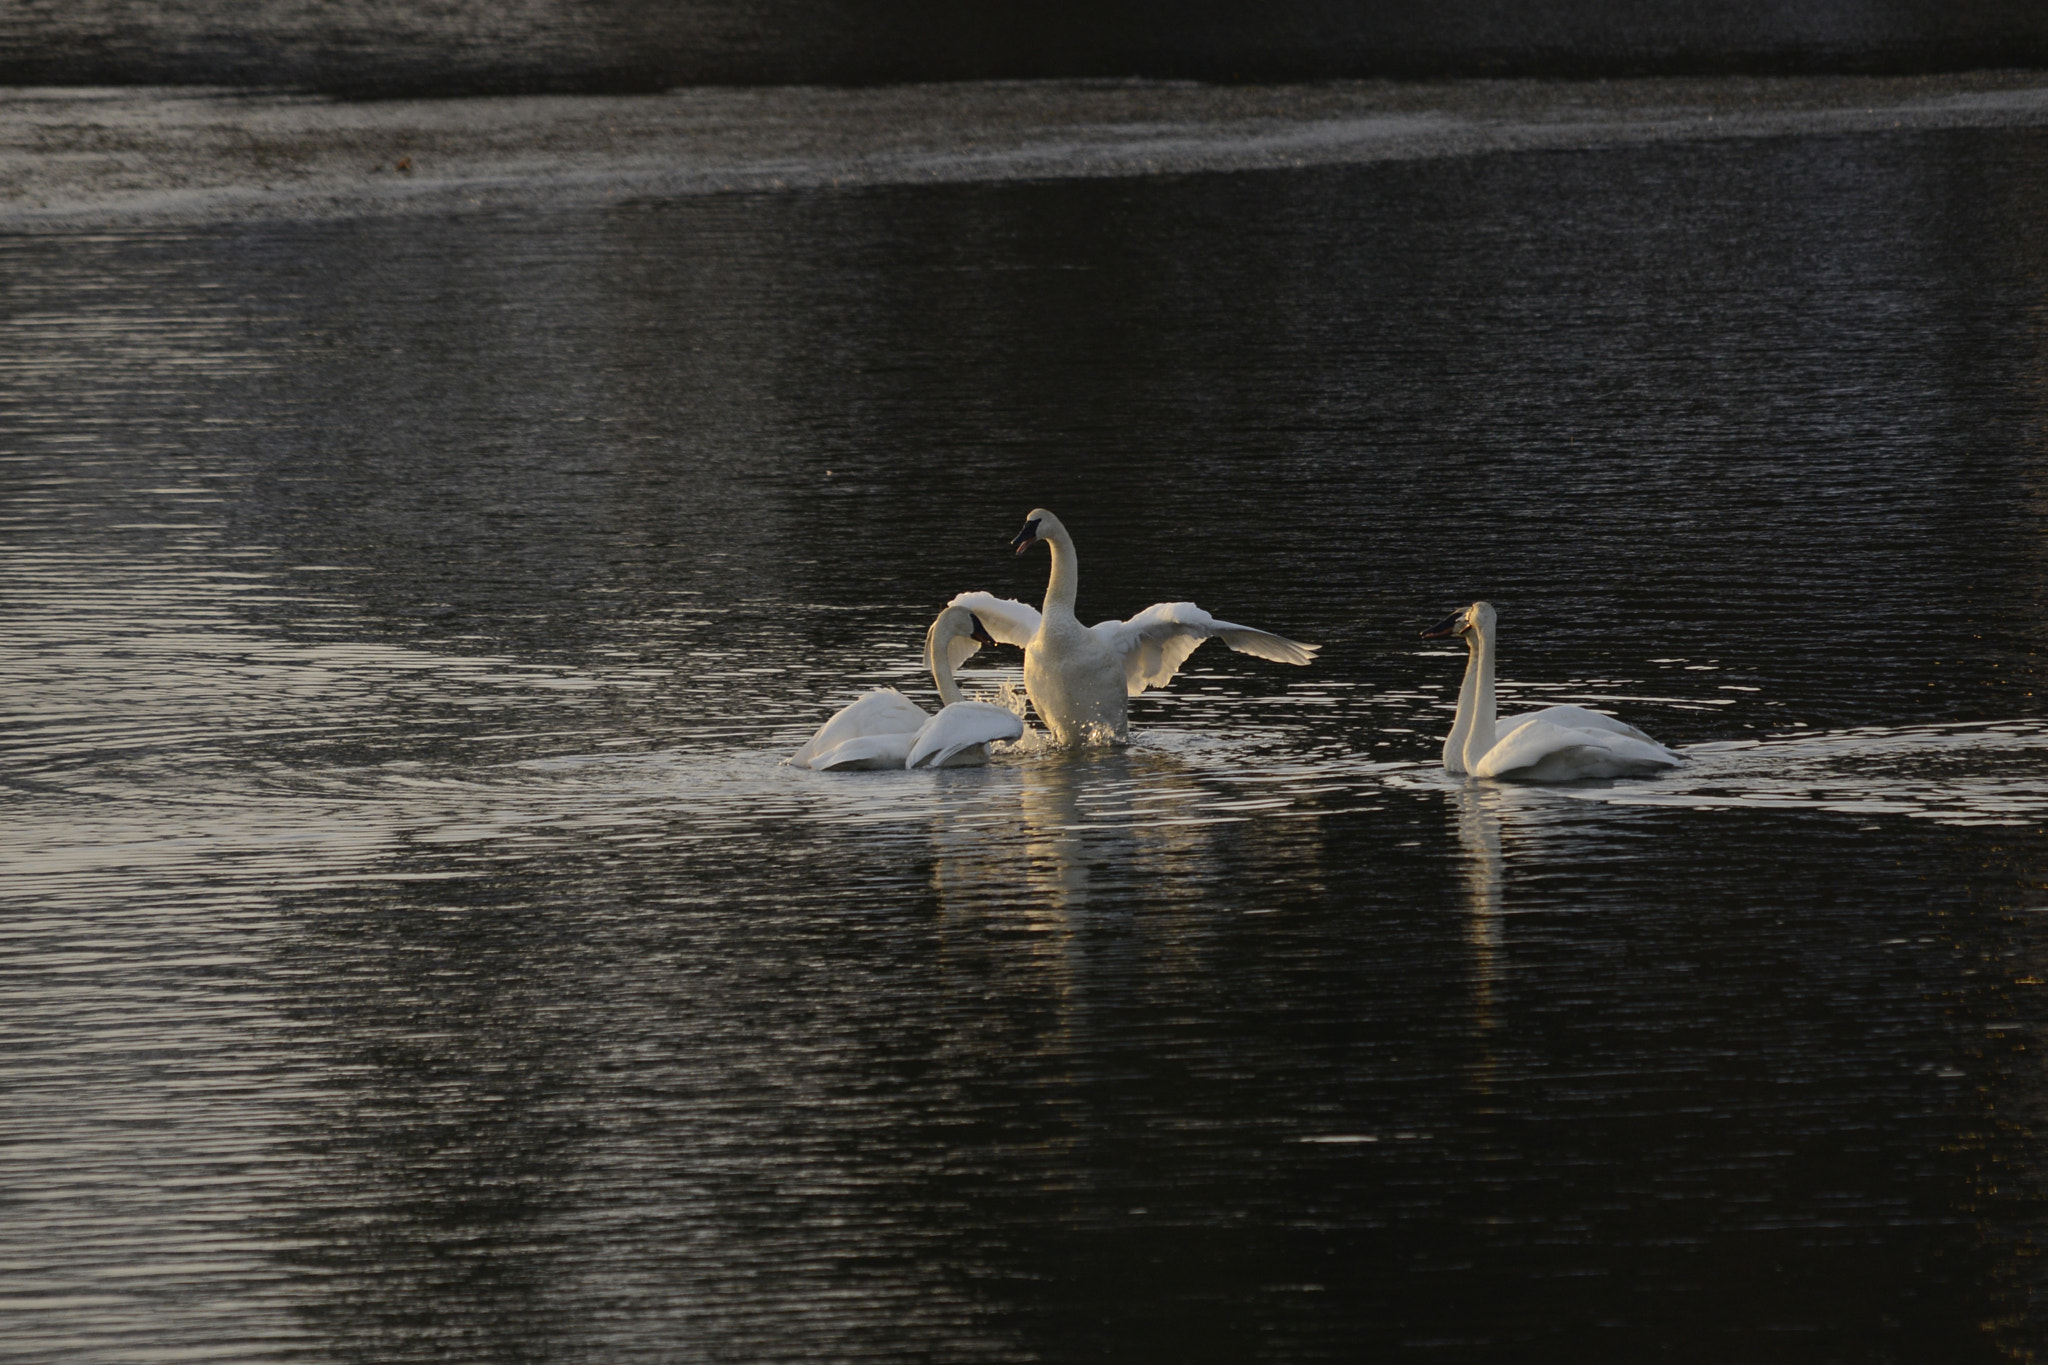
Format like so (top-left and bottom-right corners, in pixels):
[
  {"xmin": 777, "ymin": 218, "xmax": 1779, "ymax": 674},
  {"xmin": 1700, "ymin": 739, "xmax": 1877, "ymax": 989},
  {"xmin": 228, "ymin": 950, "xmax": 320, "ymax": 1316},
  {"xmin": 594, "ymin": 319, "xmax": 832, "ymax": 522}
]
[
  {"xmin": 947, "ymin": 508, "xmax": 1318, "ymax": 746},
  {"xmin": 1422, "ymin": 600, "xmax": 1680, "ymax": 781},
  {"xmin": 790, "ymin": 606, "xmax": 1024, "ymax": 771}
]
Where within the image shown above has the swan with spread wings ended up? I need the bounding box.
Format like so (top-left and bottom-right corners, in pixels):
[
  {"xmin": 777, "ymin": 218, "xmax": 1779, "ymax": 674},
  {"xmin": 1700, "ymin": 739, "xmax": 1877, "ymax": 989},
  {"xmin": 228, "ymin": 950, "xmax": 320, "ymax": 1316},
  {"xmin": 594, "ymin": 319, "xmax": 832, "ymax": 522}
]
[{"xmin": 946, "ymin": 508, "xmax": 1318, "ymax": 746}]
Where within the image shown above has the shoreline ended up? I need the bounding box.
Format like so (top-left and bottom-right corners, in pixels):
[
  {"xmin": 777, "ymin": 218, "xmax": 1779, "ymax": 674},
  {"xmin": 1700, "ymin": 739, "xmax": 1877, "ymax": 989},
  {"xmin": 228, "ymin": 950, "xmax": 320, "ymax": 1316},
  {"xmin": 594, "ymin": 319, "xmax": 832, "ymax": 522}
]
[{"xmin": 4, "ymin": 70, "xmax": 2048, "ymax": 231}]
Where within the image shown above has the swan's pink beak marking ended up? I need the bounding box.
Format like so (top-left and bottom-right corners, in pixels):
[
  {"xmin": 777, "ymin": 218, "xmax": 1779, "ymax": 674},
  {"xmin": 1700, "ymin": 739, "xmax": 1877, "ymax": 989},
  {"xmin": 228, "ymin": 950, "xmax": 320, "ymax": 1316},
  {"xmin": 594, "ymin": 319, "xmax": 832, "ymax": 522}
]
[{"xmin": 1009, "ymin": 517, "xmax": 1042, "ymax": 554}]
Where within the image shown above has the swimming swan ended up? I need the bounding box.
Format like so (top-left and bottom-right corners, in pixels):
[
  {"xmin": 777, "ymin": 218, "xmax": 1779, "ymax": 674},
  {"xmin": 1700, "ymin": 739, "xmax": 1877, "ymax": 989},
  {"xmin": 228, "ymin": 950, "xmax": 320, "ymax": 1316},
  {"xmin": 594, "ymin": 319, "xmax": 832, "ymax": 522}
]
[
  {"xmin": 948, "ymin": 508, "xmax": 1318, "ymax": 746},
  {"xmin": 1422, "ymin": 601, "xmax": 1680, "ymax": 781},
  {"xmin": 790, "ymin": 606, "xmax": 1025, "ymax": 771}
]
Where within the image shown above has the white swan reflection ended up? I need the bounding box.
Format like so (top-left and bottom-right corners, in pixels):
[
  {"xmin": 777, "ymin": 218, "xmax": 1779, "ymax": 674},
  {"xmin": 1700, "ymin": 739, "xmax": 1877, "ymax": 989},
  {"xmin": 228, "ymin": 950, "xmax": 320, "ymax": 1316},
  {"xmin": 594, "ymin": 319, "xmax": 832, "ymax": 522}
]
[
  {"xmin": 927, "ymin": 748, "xmax": 1230, "ymax": 1055},
  {"xmin": 931, "ymin": 749, "xmax": 1217, "ymax": 917},
  {"xmin": 1450, "ymin": 782, "xmax": 1507, "ymax": 1093}
]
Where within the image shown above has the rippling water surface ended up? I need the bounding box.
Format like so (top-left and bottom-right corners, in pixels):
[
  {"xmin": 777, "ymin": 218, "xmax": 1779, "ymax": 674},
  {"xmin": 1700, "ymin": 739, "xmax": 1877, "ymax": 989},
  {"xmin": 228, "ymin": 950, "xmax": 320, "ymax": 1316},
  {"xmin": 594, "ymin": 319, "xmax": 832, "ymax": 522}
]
[{"xmin": 5, "ymin": 127, "xmax": 2048, "ymax": 1362}]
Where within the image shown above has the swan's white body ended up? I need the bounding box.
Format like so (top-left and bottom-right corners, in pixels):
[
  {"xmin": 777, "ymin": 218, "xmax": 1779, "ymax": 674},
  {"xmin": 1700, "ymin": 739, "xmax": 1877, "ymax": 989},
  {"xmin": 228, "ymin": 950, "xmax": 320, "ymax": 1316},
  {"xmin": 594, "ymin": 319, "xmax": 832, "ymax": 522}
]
[
  {"xmin": 788, "ymin": 689, "xmax": 928, "ymax": 771},
  {"xmin": 790, "ymin": 607, "xmax": 1025, "ymax": 771},
  {"xmin": 1426, "ymin": 601, "xmax": 1680, "ymax": 781},
  {"xmin": 954, "ymin": 509, "xmax": 1318, "ymax": 746}
]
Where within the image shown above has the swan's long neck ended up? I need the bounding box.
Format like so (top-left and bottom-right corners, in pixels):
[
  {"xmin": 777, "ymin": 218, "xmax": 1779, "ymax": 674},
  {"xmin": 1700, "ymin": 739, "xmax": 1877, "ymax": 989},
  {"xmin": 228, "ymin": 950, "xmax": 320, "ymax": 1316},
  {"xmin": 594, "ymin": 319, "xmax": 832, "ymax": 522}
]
[
  {"xmin": 926, "ymin": 620, "xmax": 967, "ymax": 708},
  {"xmin": 1461, "ymin": 620, "xmax": 1499, "ymax": 772},
  {"xmin": 1444, "ymin": 634, "xmax": 1478, "ymax": 773},
  {"xmin": 1040, "ymin": 521, "xmax": 1080, "ymax": 620},
  {"xmin": 932, "ymin": 657, "xmax": 964, "ymax": 708},
  {"xmin": 1443, "ymin": 623, "xmax": 1500, "ymax": 774}
]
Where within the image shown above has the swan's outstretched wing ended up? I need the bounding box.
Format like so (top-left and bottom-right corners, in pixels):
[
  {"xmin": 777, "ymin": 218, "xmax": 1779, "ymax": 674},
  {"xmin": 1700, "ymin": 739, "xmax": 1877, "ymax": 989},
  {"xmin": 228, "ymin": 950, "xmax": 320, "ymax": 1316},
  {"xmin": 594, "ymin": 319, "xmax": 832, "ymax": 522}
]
[
  {"xmin": 1092, "ymin": 602, "xmax": 1319, "ymax": 697},
  {"xmin": 905, "ymin": 701, "xmax": 1026, "ymax": 769},
  {"xmin": 810, "ymin": 730, "xmax": 918, "ymax": 772},
  {"xmin": 1474, "ymin": 719, "xmax": 1681, "ymax": 781},
  {"xmin": 945, "ymin": 592, "xmax": 1041, "ymax": 657},
  {"xmin": 789, "ymin": 688, "xmax": 927, "ymax": 767}
]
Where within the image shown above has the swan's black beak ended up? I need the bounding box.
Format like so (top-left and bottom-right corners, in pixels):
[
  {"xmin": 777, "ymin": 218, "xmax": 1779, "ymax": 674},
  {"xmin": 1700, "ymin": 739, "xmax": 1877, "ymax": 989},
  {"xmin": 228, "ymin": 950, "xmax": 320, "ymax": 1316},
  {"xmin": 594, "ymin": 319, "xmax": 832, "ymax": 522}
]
[
  {"xmin": 1421, "ymin": 610, "xmax": 1467, "ymax": 639},
  {"xmin": 969, "ymin": 614, "xmax": 994, "ymax": 645},
  {"xmin": 1010, "ymin": 517, "xmax": 1041, "ymax": 554}
]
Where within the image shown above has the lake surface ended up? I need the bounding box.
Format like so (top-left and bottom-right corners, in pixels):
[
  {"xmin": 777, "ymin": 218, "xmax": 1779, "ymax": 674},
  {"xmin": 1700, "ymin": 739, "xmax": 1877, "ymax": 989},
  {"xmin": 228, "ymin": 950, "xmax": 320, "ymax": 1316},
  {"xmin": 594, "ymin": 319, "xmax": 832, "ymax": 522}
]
[{"xmin": 4, "ymin": 124, "xmax": 2048, "ymax": 1361}]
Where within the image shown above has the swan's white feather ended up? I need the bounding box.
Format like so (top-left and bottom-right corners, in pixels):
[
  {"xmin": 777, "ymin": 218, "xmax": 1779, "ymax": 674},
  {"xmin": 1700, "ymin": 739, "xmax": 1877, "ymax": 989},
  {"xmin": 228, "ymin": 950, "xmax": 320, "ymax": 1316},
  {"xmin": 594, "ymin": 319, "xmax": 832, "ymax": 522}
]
[
  {"xmin": 1215, "ymin": 627, "xmax": 1319, "ymax": 666},
  {"xmin": 905, "ymin": 701, "xmax": 1025, "ymax": 769},
  {"xmin": 809, "ymin": 730, "xmax": 918, "ymax": 771},
  {"xmin": 789, "ymin": 688, "xmax": 928, "ymax": 767},
  {"xmin": 1096, "ymin": 602, "xmax": 1320, "ymax": 696},
  {"xmin": 1493, "ymin": 704, "xmax": 1656, "ymax": 746},
  {"xmin": 946, "ymin": 592, "xmax": 1041, "ymax": 650},
  {"xmin": 1473, "ymin": 719, "xmax": 1681, "ymax": 781}
]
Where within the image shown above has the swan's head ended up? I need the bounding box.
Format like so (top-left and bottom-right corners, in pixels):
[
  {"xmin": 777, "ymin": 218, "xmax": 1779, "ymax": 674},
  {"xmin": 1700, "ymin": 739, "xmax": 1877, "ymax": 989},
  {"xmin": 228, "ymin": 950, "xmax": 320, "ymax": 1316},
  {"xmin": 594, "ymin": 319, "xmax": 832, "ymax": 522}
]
[
  {"xmin": 1421, "ymin": 601, "xmax": 1496, "ymax": 639},
  {"xmin": 927, "ymin": 605, "xmax": 996, "ymax": 704},
  {"xmin": 928, "ymin": 604, "xmax": 976, "ymax": 648},
  {"xmin": 1010, "ymin": 508, "xmax": 1057, "ymax": 555}
]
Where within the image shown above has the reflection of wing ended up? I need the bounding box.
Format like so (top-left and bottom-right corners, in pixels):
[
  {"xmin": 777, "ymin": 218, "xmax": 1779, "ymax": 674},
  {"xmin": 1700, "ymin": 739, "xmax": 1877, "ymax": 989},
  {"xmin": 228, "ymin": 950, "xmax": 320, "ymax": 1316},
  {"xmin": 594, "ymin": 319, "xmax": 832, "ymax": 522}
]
[
  {"xmin": 947, "ymin": 592, "xmax": 1041, "ymax": 651},
  {"xmin": 1091, "ymin": 602, "xmax": 1319, "ymax": 696},
  {"xmin": 789, "ymin": 688, "xmax": 927, "ymax": 767},
  {"xmin": 1474, "ymin": 719, "xmax": 1680, "ymax": 780},
  {"xmin": 906, "ymin": 701, "xmax": 1026, "ymax": 769},
  {"xmin": 810, "ymin": 730, "xmax": 917, "ymax": 771}
]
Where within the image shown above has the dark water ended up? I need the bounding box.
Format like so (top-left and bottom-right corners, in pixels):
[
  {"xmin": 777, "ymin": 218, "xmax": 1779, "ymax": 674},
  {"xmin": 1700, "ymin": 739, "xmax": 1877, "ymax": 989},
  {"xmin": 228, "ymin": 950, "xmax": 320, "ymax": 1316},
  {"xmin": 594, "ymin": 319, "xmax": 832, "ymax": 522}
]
[
  {"xmin": 4, "ymin": 126, "xmax": 2048, "ymax": 1362},
  {"xmin": 3, "ymin": 0, "xmax": 2048, "ymax": 92}
]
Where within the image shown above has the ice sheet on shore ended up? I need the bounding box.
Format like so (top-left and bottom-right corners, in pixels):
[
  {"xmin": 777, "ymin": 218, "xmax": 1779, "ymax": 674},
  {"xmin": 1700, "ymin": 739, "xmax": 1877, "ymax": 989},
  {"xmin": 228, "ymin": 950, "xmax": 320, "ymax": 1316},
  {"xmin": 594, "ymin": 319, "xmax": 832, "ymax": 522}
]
[{"xmin": 4, "ymin": 72, "xmax": 2048, "ymax": 229}]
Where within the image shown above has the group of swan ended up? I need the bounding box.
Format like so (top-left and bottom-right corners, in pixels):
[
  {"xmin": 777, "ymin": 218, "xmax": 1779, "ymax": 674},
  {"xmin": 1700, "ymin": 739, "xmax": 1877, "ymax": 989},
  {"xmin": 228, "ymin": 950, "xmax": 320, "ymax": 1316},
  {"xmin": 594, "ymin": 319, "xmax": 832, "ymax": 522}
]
[{"xmin": 792, "ymin": 507, "xmax": 1682, "ymax": 782}]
